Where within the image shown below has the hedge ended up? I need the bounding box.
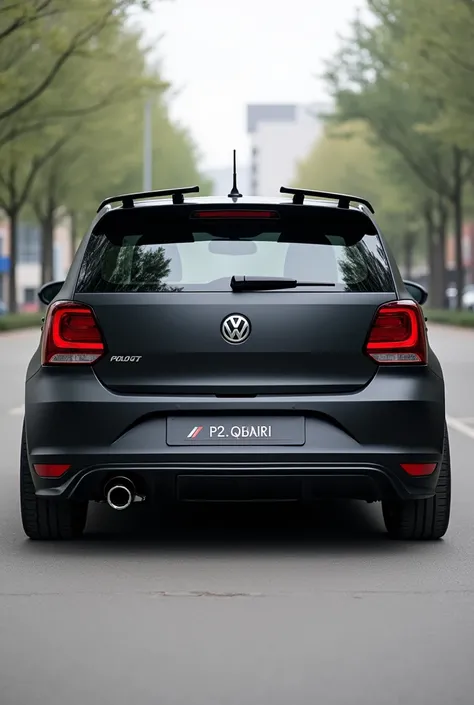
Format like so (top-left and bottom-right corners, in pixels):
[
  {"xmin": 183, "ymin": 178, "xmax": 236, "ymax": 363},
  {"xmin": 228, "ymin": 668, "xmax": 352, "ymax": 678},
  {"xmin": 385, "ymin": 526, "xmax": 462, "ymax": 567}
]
[
  {"xmin": 424, "ymin": 308, "xmax": 474, "ymax": 328},
  {"xmin": 0, "ymin": 312, "xmax": 44, "ymax": 332}
]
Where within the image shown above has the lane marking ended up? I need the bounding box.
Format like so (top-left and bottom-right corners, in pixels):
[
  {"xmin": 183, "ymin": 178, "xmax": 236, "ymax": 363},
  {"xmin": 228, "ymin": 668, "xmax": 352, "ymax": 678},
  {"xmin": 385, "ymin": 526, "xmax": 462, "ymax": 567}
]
[
  {"xmin": 446, "ymin": 415, "xmax": 474, "ymax": 441},
  {"xmin": 8, "ymin": 405, "xmax": 24, "ymax": 416}
]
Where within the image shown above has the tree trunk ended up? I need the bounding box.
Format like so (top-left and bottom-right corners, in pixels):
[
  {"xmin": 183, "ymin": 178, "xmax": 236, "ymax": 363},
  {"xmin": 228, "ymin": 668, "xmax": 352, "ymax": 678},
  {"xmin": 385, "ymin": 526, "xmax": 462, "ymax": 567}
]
[
  {"xmin": 403, "ymin": 231, "xmax": 415, "ymax": 279},
  {"xmin": 8, "ymin": 209, "xmax": 18, "ymax": 314},
  {"xmin": 38, "ymin": 185, "xmax": 56, "ymax": 286},
  {"xmin": 41, "ymin": 210, "xmax": 55, "ymax": 285},
  {"xmin": 432, "ymin": 239, "xmax": 445, "ymax": 309},
  {"xmin": 70, "ymin": 210, "xmax": 77, "ymax": 260},
  {"xmin": 425, "ymin": 202, "xmax": 435, "ymax": 289},
  {"xmin": 424, "ymin": 201, "xmax": 443, "ymax": 308},
  {"xmin": 436, "ymin": 198, "xmax": 448, "ymax": 309},
  {"xmin": 427, "ymin": 197, "xmax": 448, "ymax": 309},
  {"xmin": 452, "ymin": 147, "xmax": 464, "ymax": 310}
]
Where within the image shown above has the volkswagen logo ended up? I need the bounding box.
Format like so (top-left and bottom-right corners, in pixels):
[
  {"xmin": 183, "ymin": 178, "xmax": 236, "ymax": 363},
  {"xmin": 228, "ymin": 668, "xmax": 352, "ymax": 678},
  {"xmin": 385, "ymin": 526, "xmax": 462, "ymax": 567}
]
[{"xmin": 221, "ymin": 314, "xmax": 251, "ymax": 345}]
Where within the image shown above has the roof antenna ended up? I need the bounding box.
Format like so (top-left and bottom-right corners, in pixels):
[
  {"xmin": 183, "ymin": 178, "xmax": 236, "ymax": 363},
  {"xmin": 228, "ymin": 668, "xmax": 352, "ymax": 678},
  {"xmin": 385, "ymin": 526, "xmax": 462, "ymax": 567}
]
[{"xmin": 228, "ymin": 149, "xmax": 242, "ymax": 200}]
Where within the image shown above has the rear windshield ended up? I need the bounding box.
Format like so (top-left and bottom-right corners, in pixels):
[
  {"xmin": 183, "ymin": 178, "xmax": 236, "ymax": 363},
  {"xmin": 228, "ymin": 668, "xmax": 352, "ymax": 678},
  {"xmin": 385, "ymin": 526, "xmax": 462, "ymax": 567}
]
[{"xmin": 75, "ymin": 207, "xmax": 395, "ymax": 293}]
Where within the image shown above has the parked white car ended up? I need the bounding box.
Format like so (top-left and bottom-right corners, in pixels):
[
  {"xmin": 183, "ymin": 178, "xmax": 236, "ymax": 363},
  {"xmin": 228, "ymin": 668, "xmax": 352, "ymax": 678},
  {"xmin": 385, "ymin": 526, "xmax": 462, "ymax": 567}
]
[
  {"xmin": 446, "ymin": 284, "xmax": 474, "ymax": 310},
  {"xmin": 463, "ymin": 285, "xmax": 474, "ymax": 310}
]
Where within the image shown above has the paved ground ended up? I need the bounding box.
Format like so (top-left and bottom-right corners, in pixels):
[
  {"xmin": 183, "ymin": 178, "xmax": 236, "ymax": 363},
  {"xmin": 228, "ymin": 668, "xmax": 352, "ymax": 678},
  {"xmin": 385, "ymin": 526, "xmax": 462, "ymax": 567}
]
[{"xmin": 1, "ymin": 324, "xmax": 474, "ymax": 705}]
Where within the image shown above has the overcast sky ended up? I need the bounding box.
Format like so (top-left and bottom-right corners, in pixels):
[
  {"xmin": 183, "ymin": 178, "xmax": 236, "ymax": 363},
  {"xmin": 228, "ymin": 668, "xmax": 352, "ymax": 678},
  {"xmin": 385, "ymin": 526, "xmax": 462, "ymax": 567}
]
[{"xmin": 137, "ymin": 0, "xmax": 361, "ymax": 171}]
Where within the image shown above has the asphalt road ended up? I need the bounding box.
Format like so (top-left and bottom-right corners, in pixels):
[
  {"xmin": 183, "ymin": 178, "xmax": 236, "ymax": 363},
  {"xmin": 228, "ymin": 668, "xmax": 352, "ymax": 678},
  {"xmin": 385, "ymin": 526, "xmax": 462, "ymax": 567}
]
[{"xmin": 1, "ymin": 325, "xmax": 474, "ymax": 705}]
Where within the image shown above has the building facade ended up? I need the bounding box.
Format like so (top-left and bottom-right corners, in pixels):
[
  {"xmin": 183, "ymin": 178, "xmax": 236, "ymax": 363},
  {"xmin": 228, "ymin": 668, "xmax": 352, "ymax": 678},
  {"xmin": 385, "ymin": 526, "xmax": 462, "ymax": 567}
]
[
  {"xmin": 0, "ymin": 216, "xmax": 73, "ymax": 311},
  {"xmin": 247, "ymin": 103, "xmax": 329, "ymax": 196}
]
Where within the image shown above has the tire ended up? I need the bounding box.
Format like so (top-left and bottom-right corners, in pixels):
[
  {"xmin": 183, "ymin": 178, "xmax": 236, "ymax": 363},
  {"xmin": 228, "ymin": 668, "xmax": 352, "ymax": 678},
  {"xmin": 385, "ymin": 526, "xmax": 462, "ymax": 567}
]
[
  {"xmin": 20, "ymin": 423, "xmax": 88, "ymax": 540},
  {"xmin": 382, "ymin": 424, "xmax": 451, "ymax": 540}
]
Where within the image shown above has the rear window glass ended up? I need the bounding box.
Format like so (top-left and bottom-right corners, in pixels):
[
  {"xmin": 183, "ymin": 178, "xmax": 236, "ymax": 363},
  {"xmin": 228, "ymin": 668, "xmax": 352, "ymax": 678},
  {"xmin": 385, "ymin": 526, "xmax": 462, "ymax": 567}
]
[{"xmin": 76, "ymin": 208, "xmax": 395, "ymax": 293}]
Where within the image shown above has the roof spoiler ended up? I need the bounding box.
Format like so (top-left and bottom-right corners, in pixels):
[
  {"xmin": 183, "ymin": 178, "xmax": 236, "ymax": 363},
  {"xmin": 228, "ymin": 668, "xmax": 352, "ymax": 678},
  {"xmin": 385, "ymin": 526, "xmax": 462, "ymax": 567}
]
[
  {"xmin": 280, "ymin": 186, "xmax": 375, "ymax": 214},
  {"xmin": 97, "ymin": 186, "xmax": 200, "ymax": 212}
]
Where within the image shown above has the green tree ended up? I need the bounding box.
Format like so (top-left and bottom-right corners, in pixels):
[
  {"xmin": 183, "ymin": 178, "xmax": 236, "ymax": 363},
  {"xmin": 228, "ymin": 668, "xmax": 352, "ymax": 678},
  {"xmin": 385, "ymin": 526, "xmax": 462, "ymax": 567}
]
[
  {"xmin": 29, "ymin": 22, "xmax": 163, "ymax": 285},
  {"xmin": 294, "ymin": 121, "xmax": 426, "ymax": 279},
  {"xmin": 0, "ymin": 0, "xmax": 151, "ymax": 125},
  {"xmin": 384, "ymin": 0, "xmax": 474, "ymax": 150},
  {"xmin": 0, "ymin": 126, "xmax": 71, "ymax": 312},
  {"xmin": 28, "ymin": 64, "xmax": 210, "ymax": 294},
  {"xmin": 324, "ymin": 3, "xmax": 473, "ymax": 308},
  {"xmin": 0, "ymin": 1, "xmax": 159, "ymax": 311},
  {"xmin": 1, "ymin": 1, "xmax": 211, "ymax": 312}
]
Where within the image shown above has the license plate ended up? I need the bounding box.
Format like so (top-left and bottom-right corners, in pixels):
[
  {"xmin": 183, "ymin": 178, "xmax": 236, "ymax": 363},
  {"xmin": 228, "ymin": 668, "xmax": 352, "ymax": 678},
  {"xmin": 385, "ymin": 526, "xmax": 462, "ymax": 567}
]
[{"xmin": 166, "ymin": 416, "xmax": 305, "ymax": 446}]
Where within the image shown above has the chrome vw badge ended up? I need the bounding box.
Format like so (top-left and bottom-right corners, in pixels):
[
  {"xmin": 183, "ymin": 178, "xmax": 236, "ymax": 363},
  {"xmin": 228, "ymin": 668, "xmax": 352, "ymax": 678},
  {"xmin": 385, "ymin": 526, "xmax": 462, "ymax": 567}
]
[{"xmin": 221, "ymin": 314, "xmax": 251, "ymax": 345}]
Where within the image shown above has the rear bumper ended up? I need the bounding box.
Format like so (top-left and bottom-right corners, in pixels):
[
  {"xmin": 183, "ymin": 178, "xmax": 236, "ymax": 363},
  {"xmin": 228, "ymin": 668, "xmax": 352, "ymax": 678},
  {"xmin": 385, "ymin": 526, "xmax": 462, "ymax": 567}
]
[
  {"xmin": 24, "ymin": 365, "xmax": 445, "ymax": 503},
  {"xmin": 30, "ymin": 459, "xmax": 442, "ymax": 503}
]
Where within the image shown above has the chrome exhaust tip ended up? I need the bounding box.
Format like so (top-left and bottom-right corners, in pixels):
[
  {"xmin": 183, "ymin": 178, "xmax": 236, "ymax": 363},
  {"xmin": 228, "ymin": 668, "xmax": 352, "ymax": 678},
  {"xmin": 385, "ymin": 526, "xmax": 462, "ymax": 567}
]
[{"xmin": 105, "ymin": 477, "xmax": 136, "ymax": 511}]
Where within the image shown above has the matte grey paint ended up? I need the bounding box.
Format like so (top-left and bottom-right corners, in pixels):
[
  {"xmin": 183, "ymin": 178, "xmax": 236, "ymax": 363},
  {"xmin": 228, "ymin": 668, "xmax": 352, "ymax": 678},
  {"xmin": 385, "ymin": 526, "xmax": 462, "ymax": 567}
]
[{"xmin": 25, "ymin": 196, "xmax": 445, "ymax": 506}]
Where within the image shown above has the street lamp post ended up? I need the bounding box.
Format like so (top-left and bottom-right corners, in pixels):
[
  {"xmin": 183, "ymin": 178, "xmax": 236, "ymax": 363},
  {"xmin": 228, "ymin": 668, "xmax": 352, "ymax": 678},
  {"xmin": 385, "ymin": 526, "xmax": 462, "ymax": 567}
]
[{"xmin": 143, "ymin": 99, "xmax": 153, "ymax": 191}]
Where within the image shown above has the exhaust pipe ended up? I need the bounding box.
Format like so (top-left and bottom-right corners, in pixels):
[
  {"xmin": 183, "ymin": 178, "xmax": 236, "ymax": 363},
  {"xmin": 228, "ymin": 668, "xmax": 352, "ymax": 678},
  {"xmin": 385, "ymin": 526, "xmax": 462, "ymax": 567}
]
[{"xmin": 105, "ymin": 477, "xmax": 136, "ymax": 511}]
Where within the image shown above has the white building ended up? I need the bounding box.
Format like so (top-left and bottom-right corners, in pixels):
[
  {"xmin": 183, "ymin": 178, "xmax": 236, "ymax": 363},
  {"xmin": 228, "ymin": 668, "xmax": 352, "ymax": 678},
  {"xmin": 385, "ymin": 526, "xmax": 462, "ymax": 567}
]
[{"xmin": 247, "ymin": 103, "xmax": 330, "ymax": 196}]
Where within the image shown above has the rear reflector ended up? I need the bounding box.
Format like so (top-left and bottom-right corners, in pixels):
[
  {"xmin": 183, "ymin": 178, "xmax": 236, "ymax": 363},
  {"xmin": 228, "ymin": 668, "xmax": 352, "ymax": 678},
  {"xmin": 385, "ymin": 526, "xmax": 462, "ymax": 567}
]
[
  {"xmin": 365, "ymin": 300, "xmax": 427, "ymax": 364},
  {"xmin": 41, "ymin": 301, "xmax": 106, "ymax": 365},
  {"xmin": 191, "ymin": 210, "xmax": 279, "ymax": 219},
  {"xmin": 34, "ymin": 464, "xmax": 71, "ymax": 478},
  {"xmin": 400, "ymin": 463, "xmax": 437, "ymax": 476}
]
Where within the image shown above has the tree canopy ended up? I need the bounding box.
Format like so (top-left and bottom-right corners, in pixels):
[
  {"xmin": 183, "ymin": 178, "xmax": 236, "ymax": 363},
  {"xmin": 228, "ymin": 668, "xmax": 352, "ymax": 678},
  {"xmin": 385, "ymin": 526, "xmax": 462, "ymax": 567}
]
[
  {"xmin": 297, "ymin": 0, "xmax": 474, "ymax": 309},
  {"xmin": 0, "ymin": 1, "xmax": 212, "ymax": 312}
]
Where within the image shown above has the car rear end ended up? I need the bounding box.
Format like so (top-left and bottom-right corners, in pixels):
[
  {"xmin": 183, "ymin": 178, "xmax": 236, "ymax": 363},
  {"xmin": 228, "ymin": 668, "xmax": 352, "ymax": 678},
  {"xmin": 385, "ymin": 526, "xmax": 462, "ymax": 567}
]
[{"xmin": 24, "ymin": 199, "xmax": 445, "ymax": 509}]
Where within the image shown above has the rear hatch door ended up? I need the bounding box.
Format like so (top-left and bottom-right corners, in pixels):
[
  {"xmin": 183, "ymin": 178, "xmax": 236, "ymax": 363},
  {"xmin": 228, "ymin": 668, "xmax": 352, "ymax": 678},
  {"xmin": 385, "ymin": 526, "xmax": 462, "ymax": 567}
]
[{"xmin": 74, "ymin": 203, "xmax": 396, "ymax": 395}]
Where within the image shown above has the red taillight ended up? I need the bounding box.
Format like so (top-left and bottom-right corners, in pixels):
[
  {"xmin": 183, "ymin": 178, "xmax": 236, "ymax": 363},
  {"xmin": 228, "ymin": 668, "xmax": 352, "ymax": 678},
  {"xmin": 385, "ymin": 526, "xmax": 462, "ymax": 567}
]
[
  {"xmin": 34, "ymin": 464, "xmax": 71, "ymax": 478},
  {"xmin": 401, "ymin": 463, "xmax": 437, "ymax": 476},
  {"xmin": 365, "ymin": 300, "xmax": 427, "ymax": 364},
  {"xmin": 191, "ymin": 210, "xmax": 279, "ymax": 219},
  {"xmin": 41, "ymin": 301, "xmax": 105, "ymax": 365}
]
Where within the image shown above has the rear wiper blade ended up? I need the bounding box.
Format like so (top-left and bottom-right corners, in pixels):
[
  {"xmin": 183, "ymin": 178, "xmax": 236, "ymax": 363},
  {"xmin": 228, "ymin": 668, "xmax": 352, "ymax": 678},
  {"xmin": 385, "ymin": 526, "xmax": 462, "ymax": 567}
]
[{"xmin": 230, "ymin": 276, "xmax": 336, "ymax": 292}]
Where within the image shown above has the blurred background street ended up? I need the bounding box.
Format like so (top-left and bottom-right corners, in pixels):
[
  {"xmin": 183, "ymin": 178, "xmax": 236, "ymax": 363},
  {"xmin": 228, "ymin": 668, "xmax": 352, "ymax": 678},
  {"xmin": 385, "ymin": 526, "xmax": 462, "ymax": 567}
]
[{"xmin": 2, "ymin": 0, "xmax": 474, "ymax": 703}]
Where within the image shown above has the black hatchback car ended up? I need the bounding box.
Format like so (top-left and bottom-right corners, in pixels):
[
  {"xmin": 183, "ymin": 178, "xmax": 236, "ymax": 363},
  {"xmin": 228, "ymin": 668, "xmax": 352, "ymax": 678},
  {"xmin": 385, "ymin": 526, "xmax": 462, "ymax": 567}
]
[{"xmin": 21, "ymin": 184, "xmax": 450, "ymax": 540}]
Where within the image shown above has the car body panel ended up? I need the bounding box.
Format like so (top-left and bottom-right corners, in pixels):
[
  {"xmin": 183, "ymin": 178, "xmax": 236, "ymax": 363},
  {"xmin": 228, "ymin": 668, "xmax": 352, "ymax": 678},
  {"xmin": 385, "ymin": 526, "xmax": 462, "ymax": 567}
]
[
  {"xmin": 75, "ymin": 291, "xmax": 397, "ymax": 395},
  {"xmin": 24, "ymin": 195, "xmax": 446, "ymax": 506},
  {"xmin": 25, "ymin": 363, "xmax": 445, "ymax": 503}
]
